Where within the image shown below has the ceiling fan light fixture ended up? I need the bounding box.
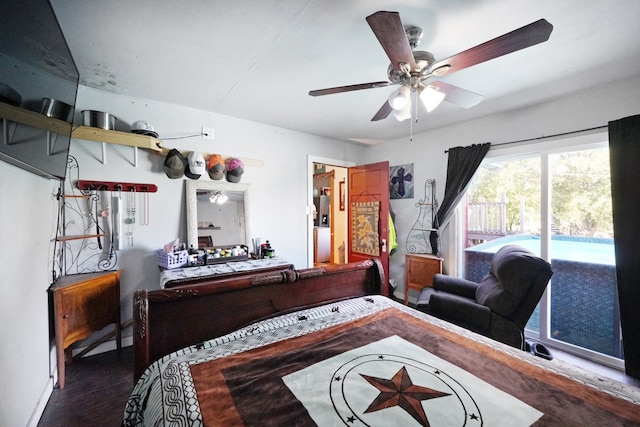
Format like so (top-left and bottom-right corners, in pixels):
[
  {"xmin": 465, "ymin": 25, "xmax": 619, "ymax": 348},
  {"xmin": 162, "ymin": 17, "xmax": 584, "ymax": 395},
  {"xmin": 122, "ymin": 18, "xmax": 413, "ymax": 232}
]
[
  {"xmin": 209, "ymin": 191, "xmax": 228, "ymax": 204},
  {"xmin": 309, "ymin": 12, "xmax": 553, "ymax": 130},
  {"xmin": 217, "ymin": 192, "xmax": 229, "ymax": 204},
  {"xmin": 388, "ymin": 85, "xmax": 411, "ymax": 110},
  {"xmin": 419, "ymin": 84, "xmax": 446, "ymax": 112},
  {"xmin": 393, "ymin": 102, "xmax": 412, "ymax": 121}
]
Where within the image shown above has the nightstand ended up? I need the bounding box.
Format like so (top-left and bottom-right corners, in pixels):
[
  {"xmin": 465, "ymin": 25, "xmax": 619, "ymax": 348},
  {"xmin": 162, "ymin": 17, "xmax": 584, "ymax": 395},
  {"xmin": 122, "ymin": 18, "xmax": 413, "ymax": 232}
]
[
  {"xmin": 50, "ymin": 270, "xmax": 121, "ymax": 389},
  {"xmin": 405, "ymin": 254, "xmax": 442, "ymax": 305}
]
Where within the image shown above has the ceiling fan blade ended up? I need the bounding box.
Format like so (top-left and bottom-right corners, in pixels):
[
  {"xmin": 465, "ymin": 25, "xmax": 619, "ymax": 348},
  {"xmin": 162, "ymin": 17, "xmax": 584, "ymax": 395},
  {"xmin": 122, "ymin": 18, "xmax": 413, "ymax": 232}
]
[
  {"xmin": 366, "ymin": 11, "xmax": 416, "ymax": 73},
  {"xmin": 430, "ymin": 19, "xmax": 553, "ymax": 77},
  {"xmin": 371, "ymin": 101, "xmax": 393, "ymax": 121},
  {"xmin": 309, "ymin": 81, "xmax": 391, "ymax": 97},
  {"xmin": 429, "ymin": 81, "xmax": 484, "ymax": 109}
]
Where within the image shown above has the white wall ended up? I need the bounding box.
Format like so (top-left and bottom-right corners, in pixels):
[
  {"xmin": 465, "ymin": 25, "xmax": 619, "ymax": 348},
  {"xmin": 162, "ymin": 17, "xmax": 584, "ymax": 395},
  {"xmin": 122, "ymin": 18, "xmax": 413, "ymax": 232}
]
[
  {"xmin": 0, "ymin": 85, "xmax": 364, "ymax": 426},
  {"xmin": 0, "ymin": 162, "xmax": 58, "ymax": 427},
  {"xmin": 69, "ymin": 85, "xmax": 365, "ymax": 332},
  {"xmin": 364, "ymin": 73, "xmax": 640, "ymax": 301}
]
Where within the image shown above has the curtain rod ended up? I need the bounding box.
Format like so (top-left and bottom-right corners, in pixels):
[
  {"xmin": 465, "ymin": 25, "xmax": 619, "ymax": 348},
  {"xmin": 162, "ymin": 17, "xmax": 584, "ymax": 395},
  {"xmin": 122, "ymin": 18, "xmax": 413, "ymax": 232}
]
[{"xmin": 444, "ymin": 124, "xmax": 608, "ymax": 153}]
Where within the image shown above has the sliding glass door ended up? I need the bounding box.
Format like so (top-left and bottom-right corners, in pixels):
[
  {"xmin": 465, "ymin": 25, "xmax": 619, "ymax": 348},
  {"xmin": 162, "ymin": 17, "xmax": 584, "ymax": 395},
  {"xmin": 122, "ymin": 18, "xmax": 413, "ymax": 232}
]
[
  {"xmin": 547, "ymin": 148, "xmax": 621, "ymax": 359},
  {"xmin": 461, "ymin": 139, "xmax": 622, "ymax": 367}
]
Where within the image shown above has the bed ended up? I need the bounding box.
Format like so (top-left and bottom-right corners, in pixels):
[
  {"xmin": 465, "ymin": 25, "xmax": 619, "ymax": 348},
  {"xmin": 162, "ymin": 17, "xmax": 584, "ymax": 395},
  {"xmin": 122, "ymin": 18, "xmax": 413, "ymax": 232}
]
[{"xmin": 125, "ymin": 260, "xmax": 640, "ymax": 426}]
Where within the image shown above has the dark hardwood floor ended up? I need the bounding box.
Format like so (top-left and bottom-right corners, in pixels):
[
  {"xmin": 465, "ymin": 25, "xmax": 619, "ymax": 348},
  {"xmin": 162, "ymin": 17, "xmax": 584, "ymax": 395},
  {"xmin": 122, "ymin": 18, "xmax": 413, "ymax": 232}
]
[{"xmin": 38, "ymin": 346, "xmax": 133, "ymax": 427}]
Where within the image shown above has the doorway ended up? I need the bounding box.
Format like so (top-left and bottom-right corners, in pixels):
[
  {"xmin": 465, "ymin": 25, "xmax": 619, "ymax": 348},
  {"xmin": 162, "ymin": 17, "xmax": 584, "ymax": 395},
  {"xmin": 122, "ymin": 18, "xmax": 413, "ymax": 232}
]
[
  {"xmin": 307, "ymin": 156, "xmax": 354, "ymax": 268},
  {"xmin": 311, "ymin": 163, "xmax": 348, "ymax": 266}
]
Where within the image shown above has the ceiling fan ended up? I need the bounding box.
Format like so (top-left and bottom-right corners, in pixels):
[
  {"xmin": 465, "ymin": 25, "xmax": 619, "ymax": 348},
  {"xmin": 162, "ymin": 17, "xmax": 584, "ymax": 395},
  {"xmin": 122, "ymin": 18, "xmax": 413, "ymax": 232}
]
[{"xmin": 309, "ymin": 11, "xmax": 553, "ymax": 122}]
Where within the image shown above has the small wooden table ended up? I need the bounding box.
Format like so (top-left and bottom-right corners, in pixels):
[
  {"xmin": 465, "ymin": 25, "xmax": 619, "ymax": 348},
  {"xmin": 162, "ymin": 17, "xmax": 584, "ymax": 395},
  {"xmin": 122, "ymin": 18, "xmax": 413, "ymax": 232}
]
[
  {"xmin": 405, "ymin": 253, "xmax": 443, "ymax": 305},
  {"xmin": 50, "ymin": 270, "xmax": 121, "ymax": 389}
]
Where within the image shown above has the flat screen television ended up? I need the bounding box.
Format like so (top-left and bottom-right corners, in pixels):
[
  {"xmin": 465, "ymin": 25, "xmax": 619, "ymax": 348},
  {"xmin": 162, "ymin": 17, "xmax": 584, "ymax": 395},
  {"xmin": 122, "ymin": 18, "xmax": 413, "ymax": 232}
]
[{"xmin": 0, "ymin": 0, "xmax": 79, "ymax": 180}]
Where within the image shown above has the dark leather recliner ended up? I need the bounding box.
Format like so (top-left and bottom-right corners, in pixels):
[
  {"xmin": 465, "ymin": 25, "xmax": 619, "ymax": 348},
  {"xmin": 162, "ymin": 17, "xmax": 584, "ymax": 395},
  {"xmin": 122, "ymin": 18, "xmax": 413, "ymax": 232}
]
[{"xmin": 415, "ymin": 244, "xmax": 553, "ymax": 349}]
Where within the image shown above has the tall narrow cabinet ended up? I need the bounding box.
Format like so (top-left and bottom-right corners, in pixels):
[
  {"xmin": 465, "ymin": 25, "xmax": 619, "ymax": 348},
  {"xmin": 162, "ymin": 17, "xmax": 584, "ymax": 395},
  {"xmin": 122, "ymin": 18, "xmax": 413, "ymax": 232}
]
[{"xmin": 404, "ymin": 254, "xmax": 442, "ymax": 305}]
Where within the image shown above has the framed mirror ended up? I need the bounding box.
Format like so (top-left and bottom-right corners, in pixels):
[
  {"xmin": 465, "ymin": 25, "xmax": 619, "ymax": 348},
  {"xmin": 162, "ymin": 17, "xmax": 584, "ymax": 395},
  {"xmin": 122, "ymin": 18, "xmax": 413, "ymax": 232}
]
[{"xmin": 186, "ymin": 180, "xmax": 251, "ymax": 250}]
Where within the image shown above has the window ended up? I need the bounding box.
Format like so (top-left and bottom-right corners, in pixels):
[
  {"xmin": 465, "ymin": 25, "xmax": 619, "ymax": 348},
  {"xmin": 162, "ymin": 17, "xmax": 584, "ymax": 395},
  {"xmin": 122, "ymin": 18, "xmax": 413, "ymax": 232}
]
[{"xmin": 460, "ymin": 134, "xmax": 622, "ymax": 369}]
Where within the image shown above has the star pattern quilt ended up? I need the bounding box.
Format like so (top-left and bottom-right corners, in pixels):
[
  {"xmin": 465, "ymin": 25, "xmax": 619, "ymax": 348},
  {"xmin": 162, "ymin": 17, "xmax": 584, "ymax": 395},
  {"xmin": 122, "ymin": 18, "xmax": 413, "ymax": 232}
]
[{"xmin": 123, "ymin": 296, "xmax": 640, "ymax": 426}]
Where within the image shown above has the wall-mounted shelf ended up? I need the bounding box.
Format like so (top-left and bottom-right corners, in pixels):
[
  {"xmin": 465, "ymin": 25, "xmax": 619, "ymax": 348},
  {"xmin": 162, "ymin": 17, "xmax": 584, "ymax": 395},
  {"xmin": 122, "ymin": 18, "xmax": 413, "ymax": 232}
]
[
  {"xmin": 0, "ymin": 101, "xmax": 72, "ymax": 136},
  {"xmin": 75, "ymin": 129, "xmax": 265, "ymax": 168},
  {"xmin": 0, "ymin": 101, "xmax": 163, "ymax": 153},
  {"xmin": 72, "ymin": 126, "xmax": 163, "ymax": 152},
  {"xmin": 72, "ymin": 128, "xmax": 264, "ymax": 168},
  {"xmin": 1, "ymin": 101, "xmax": 262, "ymax": 169}
]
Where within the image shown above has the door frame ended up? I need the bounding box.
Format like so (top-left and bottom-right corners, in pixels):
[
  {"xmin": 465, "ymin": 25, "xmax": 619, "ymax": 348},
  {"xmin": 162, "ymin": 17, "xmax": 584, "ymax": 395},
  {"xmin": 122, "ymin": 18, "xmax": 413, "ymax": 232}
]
[{"xmin": 307, "ymin": 155, "xmax": 355, "ymax": 268}]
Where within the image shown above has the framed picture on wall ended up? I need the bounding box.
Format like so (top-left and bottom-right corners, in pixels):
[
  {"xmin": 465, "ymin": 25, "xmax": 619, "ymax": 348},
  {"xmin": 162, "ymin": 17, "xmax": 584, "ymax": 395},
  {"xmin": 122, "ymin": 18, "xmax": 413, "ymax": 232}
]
[{"xmin": 390, "ymin": 163, "xmax": 414, "ymax": 199}]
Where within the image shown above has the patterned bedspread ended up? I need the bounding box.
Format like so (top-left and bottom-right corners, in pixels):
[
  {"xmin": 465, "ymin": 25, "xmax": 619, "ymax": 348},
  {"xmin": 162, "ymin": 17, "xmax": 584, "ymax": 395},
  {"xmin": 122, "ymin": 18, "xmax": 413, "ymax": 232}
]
[
  {"xmin": 159, "ymin": 256, "xmax": 292, "ymax": 288},
  {"xmin": 123, "ymin": 296, "xmax": 640, "ymax": 426}
]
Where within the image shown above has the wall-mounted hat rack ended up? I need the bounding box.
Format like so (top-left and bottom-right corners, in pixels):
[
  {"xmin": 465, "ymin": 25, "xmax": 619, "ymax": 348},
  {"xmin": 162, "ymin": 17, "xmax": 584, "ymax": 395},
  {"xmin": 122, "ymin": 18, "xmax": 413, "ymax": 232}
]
[{"xmin": 76, "ymin": 180, "xmax": 158, "ymax": 193}]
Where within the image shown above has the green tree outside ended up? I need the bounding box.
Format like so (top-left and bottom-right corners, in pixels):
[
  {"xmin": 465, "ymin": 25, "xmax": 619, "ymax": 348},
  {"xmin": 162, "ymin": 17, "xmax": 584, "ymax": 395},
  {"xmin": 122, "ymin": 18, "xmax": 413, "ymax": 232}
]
[{"xmin": 467, "ymin": 147, "xmax": 612, "ymax": 239}]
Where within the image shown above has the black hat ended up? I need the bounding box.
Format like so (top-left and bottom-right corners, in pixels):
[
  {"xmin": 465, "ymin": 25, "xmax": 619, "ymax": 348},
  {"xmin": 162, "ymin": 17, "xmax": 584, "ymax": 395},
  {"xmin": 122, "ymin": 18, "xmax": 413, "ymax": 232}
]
[{"xmin": 164, "ymin": 149, "xmax": 186, "ymax": 179}]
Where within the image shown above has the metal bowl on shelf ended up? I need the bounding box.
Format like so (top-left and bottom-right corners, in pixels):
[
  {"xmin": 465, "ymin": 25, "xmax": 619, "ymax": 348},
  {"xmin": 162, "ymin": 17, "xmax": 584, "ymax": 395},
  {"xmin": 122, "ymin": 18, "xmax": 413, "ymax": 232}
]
[
  {"xmin": 82, "ymin": 110, "xmax": 116, "ymax": 130},
  {"xmin": 0, "ymin": 83, "xmax": 22, "ymax": 106},
  {"xmin": 41, "ymin": 98, "xmax": 73, "ymax": 122}
]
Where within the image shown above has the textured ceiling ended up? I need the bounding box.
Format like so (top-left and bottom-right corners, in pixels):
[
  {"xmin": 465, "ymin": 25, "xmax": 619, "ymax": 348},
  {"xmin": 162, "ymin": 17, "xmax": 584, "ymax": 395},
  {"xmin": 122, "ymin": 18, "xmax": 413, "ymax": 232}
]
[{"xmin": 49, "ymin": 0, "xmax": 640, "ymax": 145}]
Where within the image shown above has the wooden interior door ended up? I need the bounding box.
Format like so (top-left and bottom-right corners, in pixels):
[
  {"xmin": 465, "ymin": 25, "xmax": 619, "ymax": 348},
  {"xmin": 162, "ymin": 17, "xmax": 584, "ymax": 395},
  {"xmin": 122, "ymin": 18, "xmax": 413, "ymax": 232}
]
[{"xmin": 347, "ymin": 161, "xmax": 390, "ymax": 296}]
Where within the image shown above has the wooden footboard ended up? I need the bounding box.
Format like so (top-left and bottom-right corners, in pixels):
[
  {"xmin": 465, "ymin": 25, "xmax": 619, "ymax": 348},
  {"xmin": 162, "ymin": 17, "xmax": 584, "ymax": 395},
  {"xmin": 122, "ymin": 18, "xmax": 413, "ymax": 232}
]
[{"xmin": 133, "ymin": 259, "xmax": 386, "ymax": 380}]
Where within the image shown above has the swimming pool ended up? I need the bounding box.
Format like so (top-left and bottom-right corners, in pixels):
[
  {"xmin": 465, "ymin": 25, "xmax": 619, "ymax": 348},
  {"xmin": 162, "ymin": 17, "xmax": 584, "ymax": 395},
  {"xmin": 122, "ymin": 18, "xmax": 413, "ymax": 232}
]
[
  {"xmin": 466, "ymin": 234, "xmax": 615, "ymax": 264},
  {"xmin": 465, "ymin": 234, "xmax": 621, "ymax": 358}
]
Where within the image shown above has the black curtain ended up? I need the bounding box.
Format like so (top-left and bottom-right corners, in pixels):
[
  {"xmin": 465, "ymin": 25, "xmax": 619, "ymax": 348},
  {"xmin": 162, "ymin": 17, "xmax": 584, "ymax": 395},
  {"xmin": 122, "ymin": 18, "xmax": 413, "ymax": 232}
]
[
  {"xmin": 609, "ymin": 114, "xmax": 640, "ymax": 379},
  {"xmin": 430, "ymin": 142, "xmax": 490, "ymax": 255}
]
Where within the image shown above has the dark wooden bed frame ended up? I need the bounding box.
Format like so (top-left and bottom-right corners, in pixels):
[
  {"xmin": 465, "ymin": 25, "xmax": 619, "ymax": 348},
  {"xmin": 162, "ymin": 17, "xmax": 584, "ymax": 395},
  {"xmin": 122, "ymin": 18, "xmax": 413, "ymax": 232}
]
[{"xmin": 133, "ymin": 259, "xmax": 386, "ymax": 379}]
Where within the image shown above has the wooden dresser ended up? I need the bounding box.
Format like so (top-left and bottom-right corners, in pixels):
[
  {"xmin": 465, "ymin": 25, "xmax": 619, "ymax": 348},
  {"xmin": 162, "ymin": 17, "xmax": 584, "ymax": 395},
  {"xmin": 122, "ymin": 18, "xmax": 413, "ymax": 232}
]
[
  {"xmin": 405, "ymin": 254, "xmax": 443, "ymax": 305},
  {"xmin": 50, "ymin": 270, "xmax": 121, "ymax": 389}
]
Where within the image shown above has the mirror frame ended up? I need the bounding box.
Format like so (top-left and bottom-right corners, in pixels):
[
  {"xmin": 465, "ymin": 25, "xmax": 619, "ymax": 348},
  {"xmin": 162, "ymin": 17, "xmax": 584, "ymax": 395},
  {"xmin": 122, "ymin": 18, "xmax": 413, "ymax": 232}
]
[{"xmin": 186, "ymin": 180, "xmax": 251, "ymax": 250}]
